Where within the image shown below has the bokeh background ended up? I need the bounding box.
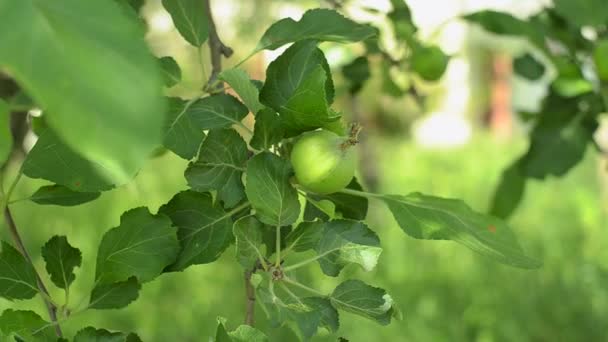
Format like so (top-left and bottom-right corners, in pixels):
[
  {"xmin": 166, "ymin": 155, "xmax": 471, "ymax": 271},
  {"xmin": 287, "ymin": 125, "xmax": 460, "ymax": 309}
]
[{"xmin": 2, "ymin": 0, "xmax": 608, "ymax": 341}]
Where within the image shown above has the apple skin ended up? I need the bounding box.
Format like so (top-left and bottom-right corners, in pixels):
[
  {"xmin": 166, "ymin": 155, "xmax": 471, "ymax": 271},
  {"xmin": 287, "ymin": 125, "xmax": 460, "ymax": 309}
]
[{"xmin": 290, "ymin": 129, "xmax": 356, "ymax": 195}]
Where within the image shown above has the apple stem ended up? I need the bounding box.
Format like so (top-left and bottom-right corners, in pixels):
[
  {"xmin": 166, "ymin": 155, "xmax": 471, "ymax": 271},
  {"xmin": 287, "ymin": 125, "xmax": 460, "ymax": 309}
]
[{"xmin": 340, "ymin": 122, "xmax": 362, "ymax": 151}]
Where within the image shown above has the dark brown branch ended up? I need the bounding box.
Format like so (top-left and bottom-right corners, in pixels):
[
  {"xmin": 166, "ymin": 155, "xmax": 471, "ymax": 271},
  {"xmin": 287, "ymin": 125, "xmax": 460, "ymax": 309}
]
[
  {"xmin": 204, "ymin": 0, "xmax": 233, "ymax": 93},
  {"xmin": 244, "ymin": 270, "xmax": 256, "ymax": 326},
  {"xmin": 4, "ymin": 207, "xmax": 63, "ymax": 337}
]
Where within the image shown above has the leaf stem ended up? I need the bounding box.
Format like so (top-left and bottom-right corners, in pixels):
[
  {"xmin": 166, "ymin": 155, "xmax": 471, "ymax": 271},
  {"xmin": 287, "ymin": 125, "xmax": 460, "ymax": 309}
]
[
  {"xmin": 282, "ymin": 251, "xmax": 329, "ymax": 272},
  {"xmin": 282, "ymin": 277, "xmax": 326, "ymax": 297},
  {"xmin": 275, "ymin": 225, "xmax": 281, "ymax": 267},
  {"xmin": 337, "ymin": 187, "xmax": 380, "ymax": 198}
]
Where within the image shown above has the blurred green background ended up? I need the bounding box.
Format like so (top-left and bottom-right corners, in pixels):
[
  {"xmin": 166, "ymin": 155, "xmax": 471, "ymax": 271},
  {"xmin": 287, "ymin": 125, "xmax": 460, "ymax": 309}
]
[{"xmin": 2, "ymin": 0, "xmax": 608, "ymax": 341}]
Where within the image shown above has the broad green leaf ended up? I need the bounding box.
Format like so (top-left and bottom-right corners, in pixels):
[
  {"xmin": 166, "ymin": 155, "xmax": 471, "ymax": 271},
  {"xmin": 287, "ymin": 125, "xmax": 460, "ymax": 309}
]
[
  {"xmin": 388, "ymin": 3, "xmax": 417, "ymax": 41},
  {"xmin": 228, "ymin": 325, "xmax": 268, "ymax": 342},
  {"xmin": 286, "ymin": 221, "xmax": 321, "ymax": 253},
  {"xmin": 233, "ymin": 216, "xmax": 266, "ymax": 269},
  {"xmin": 30, "ymin": 185, "xmax": 100, "ymax": 206},
  {"xmin": 163, "ymin": 97, "xmax": 206, "ymax": 160},
  {"xmin": 301, "ymin": 297, "xmax": 339, "ymax": 334},
  {"xmin": 0, "ymin": 99, "xmax": 10, "ymax": 163},
  {"xmin": 383, "ymin": 193, "xmax": 542, "ymax": 269},
  {"xmin": 95, "ymin": 207, "xmax": 178, "ymax": 284},
  {"xmin": 316, "ymin": 178, "xmax": 368, "ymax": 220},
  {"xmin": 162, "ymin": 0, "xmax": 209, "ymax": 46},
  {"xmin": 89, "ymin": 277, "xmax": 140, "ymax": 310},
  {"xmin": 0, "ymin": 0, "xmax": 166, "ymax": 182},
  {"xmin": 41, "ymin": 236, "xmax": 82, "ymax": 290},
  {"xmin": 514, "ymin": 53, "xmax": 545, "ymax": 81},
  {"xmin": 23, "ymin": 129, "xmax": 115, "ymax": 192},
  {"xmin": 250, "ymin": 108, "xmax": 284, "ymax": 151},
  {"xmin": 0, "ymin": 310, "xmax": 54, "ymax": 342},
  {"xmin": 159, "ymin": 56, "xmax": 182, "ymax": 87},
  {"xmin": 303, "ymin": 198, "xmax": 336, "ymax": 221},
  {"xmin": 0, "ymin": 241, "xmax": 38, "ymax": 300},
  {"xmin": 259, "ymin": 40, "xmax": 336, "ymax": 136},
  {"xmin": 185, "ymin": 129, "xmax": 248, "ymax": 208},
  {"xmin": 410, "ymin": 45, "xmax": 449, "ymax": 81},
  {"xmin": 594, "ymin": 40, "xmax": 608, "ymax": 82},
  {"xmin": 342, "ymin": 56, "xmax": 371, "ymax": 94},
  {"xmin": 331, "ymin": 280, "xmax": 394, "ymax": 325},
  {"xmin": 245, "ymin": 152, "xmax": 300, "ymax": 226},
  {"xmin": 183, "ymin": 94, "xmax": 249, "ymax": 130},
  {"xmin": 74, "ymin": 327, "xmax": 142, "ymax": 342},
  {"xmin": 464, "ymin": 11, "xmax": 545, "ymax": 50},
  {"xmin": 552, "ymin": 78, "xmax": 594, "ymax": 97},
  {"xmin": 315, "ymin": 220, "xmax": 382, "ymax": 276},
  {"xmin": 255, "ymin": 8, "xmax": 376, "ymax": 52},
  {"xmin": 219, "ymin": 69, "xmax": 264, "ymax": 113},
  {"xmin": 276, "ymin": 296, "xmax": 339, "ymax": 340},
  {"xmin": 489, "ymin": 162, "xmax": 526, "ymax": 219},
  {"xmin": 553, "ymin": 0, "xmax": 608, "ymax": 27},
  {"xmin": 159, "ymin": 191, "xmax": 236, "ymax": 271},
  {"xmin": 215, "ymin": 318, "xmax": 231, "ymax": 342}
]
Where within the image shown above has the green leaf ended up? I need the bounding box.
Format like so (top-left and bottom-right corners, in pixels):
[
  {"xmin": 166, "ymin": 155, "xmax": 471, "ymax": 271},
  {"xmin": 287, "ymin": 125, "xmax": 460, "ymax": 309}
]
[
  {"xmin": 250, "ymin": 108, "xmax": 284, "ymax": 151},
  {"xmin": 89, "ymin": 277, "xmax": 140, "ymax": 310},
  {"xmin": 161, "ymin": 0, "xmax": 209, "ymax": 46},
  {"xmin": 553, "ymin": 0, "xmax": 608, "ymax": 27},
  {"xmin": 315, "ymin": 220, "xmax": 382, "ymax": 276},
  {"xmin": 594, "ymin": 40, "xmax": 608, "ymax": 82},
  {"xmin": 514, "ymin": 53, "xmax": 545, "ymax": 81},
  {"xmin": 245, "ymin": 152, "xmax": 300, "ymax": 226},
  {"xmin": 0, "ymin": 310, "xmax": 55, "ymax": 342},
  {"xmin": 0, "ymin": 99, "xmax": 10, "ymax": 163},
  {"xmin": 228, "ymin": 325, "xmax": 268, "ymax": 342},
  {"xmin": 185, "ymin": 129, "xmax": 248, "ymax": 208},
  {"xmin": 315, "ymin": 178, "xmax": 368, "ymax": 220},
  {"xmin": 41, "ymin": 236, "xmax": 82, "ymax": 290},
  {"xmin": 74, "ymin": 327, "xmax": 142, "ymax": 342},
  {"xmin": 159, "ymin": 56, "xmax": 182, "ymax": 87},
  {"xmin": 163, "ymin": 97, "xmax": 206, "ymax": 160},
  {"xmin": 383, "ymin": 193, "xmax": 542, "ymax": 269},
  {"xmin": 0, "ymin": 0, "xmax": 166, "ymax": 182},
  {"xmin": 215, "ymin": 318, "xmax": 231, "ymax": 342},
  {"xmin": 388, "ymin": 4, "xmax": 417, "ymax": 42},
  {"xmin": 259, "ymin": 40, "xmax": 336, "ymax": 136},
  {"xmin": 30, "ymin": 185, "xmax": 100, "ymax": 206},
  {"xmin": 95, "ymin": 207, "xmax": 178, "ymax": 284},
  {"xmin": 552, "ymin": 78, "xmax": 594, "ymax": 97},
  {"xmin": 159, "ymin": 191, "xmax": 236, "ymax": 271},
  {"xmin": 303, "ymin": 198, "xmax": 336, "ymax": 221},
  {"xmin": 233, "ymin": 216, "xmax": 266, "ymax": 269},
  {"xmin": 23, "ymin": 129, "xmax": 115, "ymax": 192},
  {"xmin": 286, "ymin": 221, "xmax": 324, "ymax": 253},
  {"xmin": 464, "ymin": 11, "xmax": 545, "ymax": 50},
  {"xmin": 0, "ymin": 241, "xmax": 38, "ymax": 300},
  {"xmin": 489, "ymin": 162, "xmax": 526, "ymax": 219},
  {"xmin": 411, "ymin": 45, "xmax": 449, "ymax": 81},
  {"xmin": 342, "ymin": 56, "xmax": 371, "ymax": 94},
  {"xmin": 255, "ymin": 8, "xmax": 376, "ymax": 52},
  {"xmin": 301, "ymin": 297, "xmax": 339, "ymax": 334},
  {"xmin": 331, "ymin": 280, "xmax": 393, "ymax": 325},
  {"xmin": 219, "ymin": 69, "xmax": 264, "ymax": 113}
]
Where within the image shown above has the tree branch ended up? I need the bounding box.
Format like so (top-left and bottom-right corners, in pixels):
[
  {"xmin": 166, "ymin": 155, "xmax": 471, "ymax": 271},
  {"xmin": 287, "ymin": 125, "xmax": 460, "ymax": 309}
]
[
  {"xmin": 244, "ymin": 270, "xmax": 256, "ymax": 326},
  {"xmin": 204, "ymin": 0, "xmax": 233, "ymax": 93},
  {"xmin": 4, "ymin": 207, "xmax": 63, "ymax": 337}
]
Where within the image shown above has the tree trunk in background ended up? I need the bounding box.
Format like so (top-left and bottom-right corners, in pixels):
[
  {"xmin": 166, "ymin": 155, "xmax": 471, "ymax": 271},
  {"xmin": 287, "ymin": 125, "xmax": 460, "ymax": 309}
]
[
  {"xmin": 486, "ymin": 54, "xmax": 513, "ymax": 138},
  {"xmin": 350, "ymin": 96, "xmax": 379, "ymax": 192}
]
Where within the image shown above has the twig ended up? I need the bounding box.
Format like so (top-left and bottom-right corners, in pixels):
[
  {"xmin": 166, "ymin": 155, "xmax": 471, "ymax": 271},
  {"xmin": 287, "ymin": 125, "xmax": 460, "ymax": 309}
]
[
  {"xmin": 4, "ymin": 207, "xmax": 63, "ymax": 337},
  {"xmin": 244, "ymin": 270, "xmax": 256, "ymax": 326},
  {"xmin": 203, "ymin": 0, "xmax": 233, "ymax": 93}
]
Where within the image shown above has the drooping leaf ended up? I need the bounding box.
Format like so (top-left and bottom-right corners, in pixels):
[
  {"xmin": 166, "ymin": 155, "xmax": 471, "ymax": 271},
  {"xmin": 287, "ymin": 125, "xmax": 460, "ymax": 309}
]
[
  {"xmin": 250, "ymin": 108, "xmax": 284, "ymax": 151},
  {"xmin": 342, "ymin": 56, "xmax": 371, "ymax": 94},
  {"xmin": 233, "ymin": 216, "xmax": 266, "ymax": 269},
  {"xmin": 259, "ymin": 40, "xmax": 337, "ymax": 136},
  {"xmin": 159, "ymin": 191, "xmax": 237, "ymax": 271},
  {"xmin": 553, "ymin": 0, "xmax": 608, "ymax": 28},
  {"xmin": 23, "ymin": 129, "xmax": 115, "ymax": 192},
  {"xmin": 315, "ymin": 220, "xmax": 382, "ymax": 276},
  {"xmin": 513, "ymin": 53, "xmax": 545, "ymax": 81},
  {"xmin": 0, "ymin": 242, "xmax": 38, "ymax": 300},
  {"xmin": 383, "ymin": 193, "xmax": 542, "ymax": 269},
  {"xmin": 410, "ymin": 45, "xmax": 449, "ymax": 81},
  {"xmin": 0, "ymin": 99, "xmax": 10, "ymax": 163},
  {"xmin": 0, "ymin": 310, "xmax": 55, "ymax": 342},
  {"xmin": 161, "ymin": 0, "xmax": 209, "ymax": 46},
  {"xmin": 254, "ymin": 8, "xmax": 376, "ymax": 52},
  {"xmin": 95, "ymin": 207, "xmax": 179, "ymax": 284},
  {"xmin": 159, "ymin": 56, "xmax": 182, "ymax": 87},
  {"xmin": 163, "ymin": 97, "xmax": 206, "ymax": 160},
  {"xmin": 594, "ymin": 40, "xmax": 608, "ymax": 82},
  {"xmin": 219, "ymin": 69, "xmax": 264, "ymax": 113},
  {"xmin": 331, "ymin": 280, "xmax": 394, "ymax": 325},
  {"xmin": 41, "ymin": 236, "xmax": 82, "ymax": 290},
  {"xmin": 89, "ymin": 277, "xmax": 141, "ymax": 310},
  {"xmin": 30, "ymin": 185, "xmax": 100, "ymax": 206},
  {"xmin": 489, "ymin": 161, "xmax": 527, "ymax": 219},
  {"xmin": 185, "ymin": 129, "xmax": 248, "ymax": 208},
  {"xmin": 245, "ymin": 152, "xmax": 300, "ymax": 226},
  {"xmin": 285, "ymin": 221, "xmax": 324, "ymax": 253},
  {"xmin": 0, "ymin": 0, "xmax": 166, "ymax": 182},
  {"xmin": 74, "ymin": 327, "xmax": 142, "ymax": 342},
  {"xmin": 228, "ymin": 325, "xmax": 269, "ymax": 342}
]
